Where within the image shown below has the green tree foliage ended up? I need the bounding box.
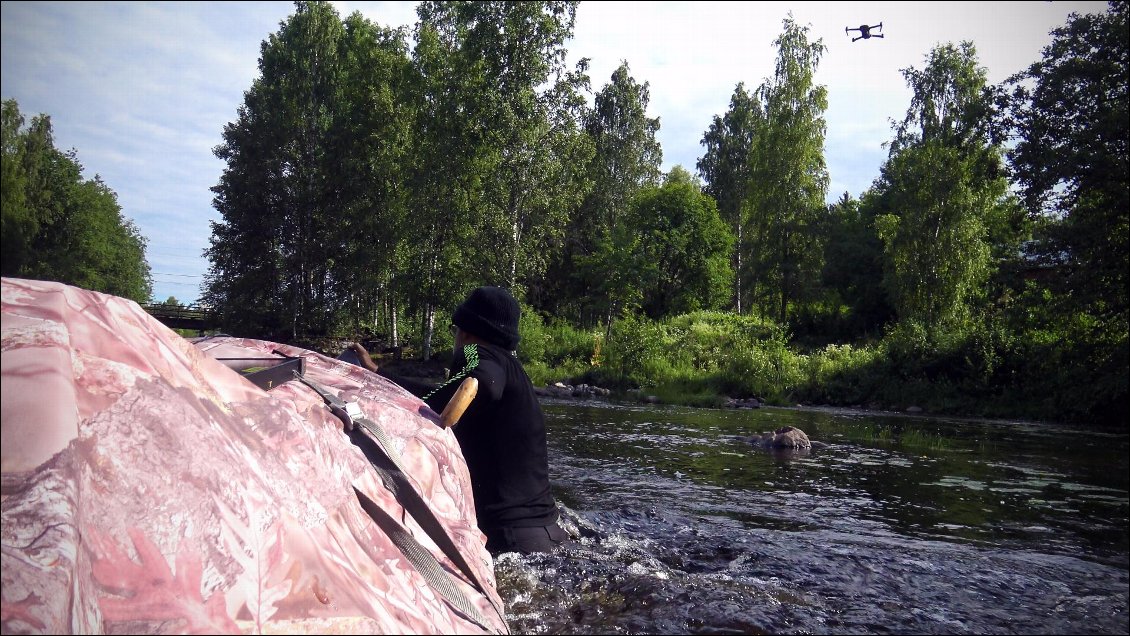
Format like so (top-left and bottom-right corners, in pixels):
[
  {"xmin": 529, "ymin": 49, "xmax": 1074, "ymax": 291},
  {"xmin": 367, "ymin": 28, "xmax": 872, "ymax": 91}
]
[
  {"xmin": 874, "ymin": 142, "xmax": 990, "ymax": 326},
  {"xmin": 332, "ymin": 13, "xmax": 416, "ymax": 335},
  {"xmin": 206, "ymin": 1, "xmax": 413, "ymax": 339},
  {"xmin": 818, "ymin": 192, "xmax": 893, "ymax": 338},
  {"xmin": 443, "ymin": 1, "xmax": 590, "ymax": 289},
  {"xmin": 578, "ymin": 167, "xmax": 733, "ymax": 335},
  {"xmin": 580, "ymin": 167, "xmax": 730, "ymax": 328},
  {"xmin": 546, "ymin": 61, "xmax": 662, "ymax": 325},
  {"xmin": 1, "ymin": 100, "xmax": 33, "ymax": 273},
  {"xmin": 994, "ymin": 0, "xmax": 1128, "ymax": 422},
  {"xmin": 697, "ymin": 83, "xmax": 763, "ymax": 313},
  {"xmin": 744, "ymin": 15, "xmax": 829, "ymax": 323},
  {"xmin": 408, "ymin": 0, "xmax": 590, "ymax": 358},
  {"xmin": 1, "ymin": 99, "xmax": 151, "ymax": 302},
  {"xmin": 206, "ymin": 1, "xmax": 589, "ymax": 356},
  {"xmin": 1000, "ymin": 0, "xmax": 1128, "ymax": 331},
  {"xmin": 403, "ymin": 13, "xmax": 482, "ymax": 355},
  {"xmin": 207, "ymin": 0, "xmax": 345, "ymax": 338},
  {"xmin": 581, "ymin": 61, "xmax": 663, "ymax": 231},
  {"xmin": 625, "ymin": 167, "xmax": 734, "ymax": 318},
  {"xmin": 873, "ymin": 42, "xmax": 1020, "ymax": 329}
]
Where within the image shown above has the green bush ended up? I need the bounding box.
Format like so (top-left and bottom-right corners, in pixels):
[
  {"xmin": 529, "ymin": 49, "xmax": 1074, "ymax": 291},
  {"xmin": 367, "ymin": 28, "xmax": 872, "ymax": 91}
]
[
  {"xmin": 603, "ymin": 312, "xmax": 667, "ymax": 387},
  {"xmin": 800, "ymin": 343, "xmax": 885, "ymax": 404},
  {"xmin": 543, "ymin": 320, "xmax": 599, "ymax": 368},
  {"xmin": 664, "ymin": 310, "xmax": 786, "ymax": 373},
  {"xmin": 522, "ymin": 360, "xmax": 556, "ymax": 387},
  {"xmin": 517, "ymin": 304, "xmax": 549, "ymax": 365},
  {"xmin": 717, "ymin": 334, "xmax": 804, "ymax": 402},
  {"xmin": 517, "ymin": 314, "xmax": 604, "ymax": 386},
  {"xmin": 512, "ymin": 298, "xmax": 1125, "ymax": 427}
]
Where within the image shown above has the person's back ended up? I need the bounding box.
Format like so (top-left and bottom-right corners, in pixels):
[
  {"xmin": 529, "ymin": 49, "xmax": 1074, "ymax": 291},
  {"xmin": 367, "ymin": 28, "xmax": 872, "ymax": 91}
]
[
  {"xmin": 350, "ymin": 286, "xmax": 567, "ymax": 555},
  {"xmin": 427, "ymin": 338, "xmax": 562, "ymax": 553},
  {"xmin": 441, "ymin": 341, "xmax": 557, "ymax": 527}
]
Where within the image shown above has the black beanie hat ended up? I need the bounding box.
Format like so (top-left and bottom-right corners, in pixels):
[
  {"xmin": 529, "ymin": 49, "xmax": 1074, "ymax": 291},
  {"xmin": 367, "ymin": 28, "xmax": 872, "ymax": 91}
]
[{"xmin": 452, "ymin": 286, "xmax": 521, "ymax": 350}]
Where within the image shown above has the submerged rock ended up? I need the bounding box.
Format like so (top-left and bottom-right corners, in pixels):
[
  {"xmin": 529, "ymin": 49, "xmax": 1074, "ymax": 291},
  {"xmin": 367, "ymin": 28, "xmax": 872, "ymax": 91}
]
[
  {"xmin": 535, "ymin": 382, "xmax": 612, "ymax": 399},
  {"xmin": 724, "ymin": 397, "xmax": 762, "ymax": 409},
  {"xmin": 740, "ymin": 426, "xmax": 814, "ymax": 449}
]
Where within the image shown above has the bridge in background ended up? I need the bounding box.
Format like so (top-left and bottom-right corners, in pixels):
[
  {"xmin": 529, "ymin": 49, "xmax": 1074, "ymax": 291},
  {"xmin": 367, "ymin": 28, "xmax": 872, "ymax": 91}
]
[{"xmin": 142, "ymin": 304, "xmax": 219, "ymax": 332}]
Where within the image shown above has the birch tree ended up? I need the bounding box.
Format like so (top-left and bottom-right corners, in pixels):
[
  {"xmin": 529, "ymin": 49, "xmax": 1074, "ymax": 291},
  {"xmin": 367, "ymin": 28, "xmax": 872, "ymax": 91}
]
[
  {"xmin": 698, "ymin": 82, "xmax": 762, "ymax": 313},
  {"xmin": 408, "ymin": 1, "xmax": 589, "ymax": 358},
  {"xmin": 874, "ymin": 42, "xmax": 1016, "ymax": 328},
  {"xmin": 744, "ymin": 15, "xmax": 828, "ymax": 323},
  {"xmin": 550, "ymin": 61, "xmax": 662, "ymax": 325},
  {"xmin": 207, "ymin": 0, "xmax": 347, "ymax": 338}
]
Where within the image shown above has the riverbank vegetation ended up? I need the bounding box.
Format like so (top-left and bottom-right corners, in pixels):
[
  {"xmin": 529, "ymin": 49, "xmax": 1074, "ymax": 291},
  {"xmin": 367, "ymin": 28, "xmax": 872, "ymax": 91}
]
[
  {"xmin": 1, "ymin": 102, "xmax": 151, "ymax": 302},
  {"xmin": 2, "ymin": 1, "xmax": 1124, "ymax": 427},
  {"xmin": 516, "ymin": 304, "xmax": 1125, "ymax": 426}
]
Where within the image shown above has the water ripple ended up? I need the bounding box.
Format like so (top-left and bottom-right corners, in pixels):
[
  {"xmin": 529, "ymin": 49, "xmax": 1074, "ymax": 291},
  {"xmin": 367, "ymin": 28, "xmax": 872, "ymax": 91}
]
[{"xmin": 506, "ymin": 402, "xmax": 1130, "ymax": 634}]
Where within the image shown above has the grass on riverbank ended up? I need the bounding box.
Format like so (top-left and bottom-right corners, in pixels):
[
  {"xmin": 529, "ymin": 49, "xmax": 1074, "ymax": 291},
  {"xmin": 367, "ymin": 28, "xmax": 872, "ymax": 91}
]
[{"xmin": 516, "ymin": 309, "xmax": 1126, "ymax": 428}]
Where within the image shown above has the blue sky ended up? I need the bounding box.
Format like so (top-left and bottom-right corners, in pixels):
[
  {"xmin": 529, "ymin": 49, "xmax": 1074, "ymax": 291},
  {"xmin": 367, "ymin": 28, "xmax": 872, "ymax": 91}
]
[{"xmin": 1, "ymin": 1, "xmax": 1107, "ymax": 304}]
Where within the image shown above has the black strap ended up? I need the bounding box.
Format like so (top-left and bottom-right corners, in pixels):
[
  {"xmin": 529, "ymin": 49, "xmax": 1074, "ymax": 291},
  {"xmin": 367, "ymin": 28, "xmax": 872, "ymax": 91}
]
[
  {"xmin": 354, "ymin": 486, "xmax": 495, "ymax": 631},
  {"xmin": 293, "ymin": 371, "xmax": 508, "ymax": 633}
]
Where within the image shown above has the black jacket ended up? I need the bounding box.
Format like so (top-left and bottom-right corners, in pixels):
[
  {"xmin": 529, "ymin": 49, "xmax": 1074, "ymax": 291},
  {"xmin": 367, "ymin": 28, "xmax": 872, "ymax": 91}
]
[{"xmin": 382, "ymin": 343, "xmax": 559, "ymax": 530}]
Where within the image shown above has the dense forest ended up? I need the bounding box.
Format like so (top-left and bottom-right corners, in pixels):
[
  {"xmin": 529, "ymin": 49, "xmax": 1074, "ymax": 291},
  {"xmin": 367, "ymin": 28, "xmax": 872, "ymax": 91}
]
[
  {"xmin": 1, "ymin": 100, "xmax": 151, "ymax": 302},
  {"xmin": 2, "ymin": 1, "xmax": 1125, "ymax": 427}
]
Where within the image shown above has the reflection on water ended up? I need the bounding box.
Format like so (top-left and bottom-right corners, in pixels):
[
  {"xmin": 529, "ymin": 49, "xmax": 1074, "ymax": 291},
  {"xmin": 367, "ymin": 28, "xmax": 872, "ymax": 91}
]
[{"xmin": 495, "ymin": 400, "xmax": 1129, "ymax": 634}]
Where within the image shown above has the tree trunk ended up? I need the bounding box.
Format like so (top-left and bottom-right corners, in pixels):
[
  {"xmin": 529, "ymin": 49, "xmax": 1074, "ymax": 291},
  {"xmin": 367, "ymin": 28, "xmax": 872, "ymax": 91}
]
[
  {"xmin": 780, "ymin": 232, "xmax": 790, "ymax": 324},
  {"xmin": 509, "ymin": 218, "xmax": 520, "ymax": 288},
  {"xmin": 507, "ymin": 161, "xmax": 525, "ymax": 289},
  {"xmin": 735, "ymin": 223, "xmax": 743, "ymax": 314},
  {"xmin": 389, "ymin": 295, "xmax": 399, "ymax": 348},
  {"xmin": 422, "ymin": 303, "xmax": 435, "ymax": 361}
]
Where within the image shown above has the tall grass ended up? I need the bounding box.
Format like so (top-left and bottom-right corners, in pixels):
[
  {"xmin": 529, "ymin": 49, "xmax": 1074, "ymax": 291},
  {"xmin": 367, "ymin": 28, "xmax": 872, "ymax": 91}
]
[{"xmin": 517, "ymin": 306, "xmax": 1123, "ymax": 426}]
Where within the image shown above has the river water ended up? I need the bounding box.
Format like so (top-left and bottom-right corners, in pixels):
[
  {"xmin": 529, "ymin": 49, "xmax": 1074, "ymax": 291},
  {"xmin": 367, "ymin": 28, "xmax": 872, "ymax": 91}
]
[{"xmin": 493, "ymin": 400, "xmax": 1129, "ymax": 634}]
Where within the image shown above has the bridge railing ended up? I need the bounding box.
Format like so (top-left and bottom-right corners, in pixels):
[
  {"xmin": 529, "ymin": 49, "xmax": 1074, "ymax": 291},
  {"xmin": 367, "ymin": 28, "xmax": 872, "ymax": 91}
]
[{"xmin": 142, "ymin": 304, "xmax": 219, "ymax": 330}]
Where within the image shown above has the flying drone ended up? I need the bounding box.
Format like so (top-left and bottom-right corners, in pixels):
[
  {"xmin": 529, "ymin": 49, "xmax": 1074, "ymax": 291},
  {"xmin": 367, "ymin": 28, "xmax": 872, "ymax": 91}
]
[{"xmin": 846, "ymin": 22, "xmax": 883, "ymax": 42}]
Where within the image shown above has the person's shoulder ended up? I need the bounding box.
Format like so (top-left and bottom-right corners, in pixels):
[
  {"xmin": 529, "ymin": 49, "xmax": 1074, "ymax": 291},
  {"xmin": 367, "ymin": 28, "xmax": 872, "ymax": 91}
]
[
  {"xmin": 466, "ymin": 343, "xmax": 528, "ymax": 378},
  {"xmin": 464, "ymin": 342, "xmax": 515, "ymax": 364},
  {"xmin": 460, "ymin": 343, "xmax": 513, "ymax": 399}
]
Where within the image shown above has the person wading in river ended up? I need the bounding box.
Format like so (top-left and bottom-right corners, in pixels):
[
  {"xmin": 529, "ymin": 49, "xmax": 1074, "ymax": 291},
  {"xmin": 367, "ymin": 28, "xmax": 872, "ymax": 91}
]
[{"xmin": 349, "ymin": 286, "xmax": 568, "ymax": 555}]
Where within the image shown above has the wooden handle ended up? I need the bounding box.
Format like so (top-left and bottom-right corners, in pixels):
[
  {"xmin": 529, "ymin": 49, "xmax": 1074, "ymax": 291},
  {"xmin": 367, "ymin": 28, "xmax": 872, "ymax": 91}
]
[{"xmin": 440, "ymin": 376, "xmax": 478, "ymax": 428}]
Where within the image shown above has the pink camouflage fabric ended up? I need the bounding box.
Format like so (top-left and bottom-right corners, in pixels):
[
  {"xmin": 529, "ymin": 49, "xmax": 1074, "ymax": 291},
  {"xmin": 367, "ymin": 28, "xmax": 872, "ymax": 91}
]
[{"xmin": 0, "ymin": 277, "xmax": 508, "ymax": 634}]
